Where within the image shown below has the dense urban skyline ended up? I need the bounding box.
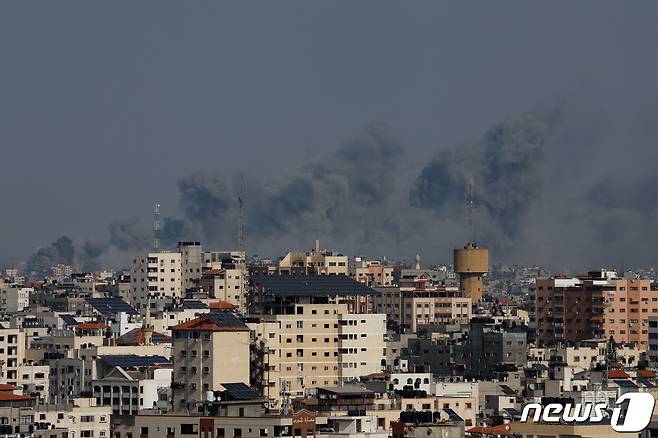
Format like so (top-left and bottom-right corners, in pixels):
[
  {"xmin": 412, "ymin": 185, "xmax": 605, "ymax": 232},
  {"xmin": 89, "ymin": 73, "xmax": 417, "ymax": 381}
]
[{"xmin": 2, "ymin": 3, "xmax": 658, "ymax": 270}]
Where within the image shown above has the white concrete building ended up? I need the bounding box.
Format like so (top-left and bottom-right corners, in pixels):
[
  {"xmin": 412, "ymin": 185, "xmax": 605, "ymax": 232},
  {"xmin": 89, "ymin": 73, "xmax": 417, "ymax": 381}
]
[
  {"xmin": 18, "ymin": 364, "xmax": 49, "ymax": 400},
  {"xmin": 0, "ymin": 327, "xmax": 25, "ymax": 387}
]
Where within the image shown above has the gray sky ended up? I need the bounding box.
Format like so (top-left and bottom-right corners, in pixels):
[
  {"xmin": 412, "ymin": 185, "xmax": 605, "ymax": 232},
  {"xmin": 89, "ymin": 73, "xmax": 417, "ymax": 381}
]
[{"xmin": 2, "ymin": 2, "xmax": 658, "ymax": 269}]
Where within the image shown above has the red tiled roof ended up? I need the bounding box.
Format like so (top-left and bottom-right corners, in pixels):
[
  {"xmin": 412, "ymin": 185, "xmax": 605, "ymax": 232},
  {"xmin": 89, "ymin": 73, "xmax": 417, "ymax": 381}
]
[
  {"xmin": 75, "ymin": 322, "xmax": 107, "ymax": 330},
  {"xmin": 608, "ymin": 370, "xmax": 630, "ymax": 379},
  {"xmin": 638, "ymin": 369, "xmax": 657, "ymax": 378},
  {"xmin": 172, "ymin": 315, "xmax": 247, "ymax": 332},
  {"xmin": 611, "ymin": 361, "xmax": 624, "ymax": 369},
  {"xmin": 0, "ymin": 393, "xmax": 34, "ymax": 401},
  {"xmin": 0, "ymin": 384, "xmax": 16, "ymax": 391},
  {"xmin": 116, "ymin": 328, "xmax": 172, "ymax": 346},
  {"xmin": 209, "ymin": 301, "xmax": 237, "ymax": 309}
]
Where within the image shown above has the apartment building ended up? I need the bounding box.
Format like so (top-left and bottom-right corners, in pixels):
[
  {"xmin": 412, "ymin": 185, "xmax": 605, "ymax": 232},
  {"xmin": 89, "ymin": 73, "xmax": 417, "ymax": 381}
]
[
  {"xmin": 374, "ymin": 282, "xmax": 471, "ymax": 332},
  {"xmin": 130, "ymin": 251, "xmax": 182, "ymax": 315},
  {"xmin": 248, "ymin": 302, "xmax": 386, "ymax": 409},
  {"xmin": 18, "ymin": 364, "xmax": 49, "ymax": 400},
  {"xmin": 198, "ymin": 268, "xmax": 246, "ymax": 309},
  {"xmin": 605, "ymin": 277, "xmax": 656, "ymax": 348},
  {"xmin": 350, "ymin": 259, "xmax": 394, "ymax": 287},
  {"xmin": 535, "ymin": 270, "xmax": 657, "ymax": 348},
  {"xmin": 0, "ymin": 391, "xmax": 35, "ymax": 436},
  {"xmin": 35, "ymin": 398, "xmax": 112, "ymax": 438},
  {"xmin": 178, "ymin": 241, "xmax": 203, "ymax": 293},
  {"xmin": 171, "ymin": 312, "xmax": 250, "ymax": 413},
  {"xmin": 0, "ymin": 285, "xmax": 31, "ymax": 313},
  {"xmin": 338, "ymin": 313, "xmax": 386, "ymax": 382},
  {"xmin": 0, "ymin": 327, "xmax": 26, "ymax": 387}
]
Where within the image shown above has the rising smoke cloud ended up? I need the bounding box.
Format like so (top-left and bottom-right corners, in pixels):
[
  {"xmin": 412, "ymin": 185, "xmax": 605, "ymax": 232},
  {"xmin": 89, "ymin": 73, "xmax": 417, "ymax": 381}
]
[{"xmin": 23, "ymin": 97, "xmax": 658, "ymax": 275}]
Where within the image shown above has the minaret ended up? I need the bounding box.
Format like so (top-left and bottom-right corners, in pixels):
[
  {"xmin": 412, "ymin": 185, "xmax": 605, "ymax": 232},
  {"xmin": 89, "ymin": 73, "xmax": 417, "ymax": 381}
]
[{"xmin": 142, "ymin": 297, "xmax": 154, "ymax": 346}]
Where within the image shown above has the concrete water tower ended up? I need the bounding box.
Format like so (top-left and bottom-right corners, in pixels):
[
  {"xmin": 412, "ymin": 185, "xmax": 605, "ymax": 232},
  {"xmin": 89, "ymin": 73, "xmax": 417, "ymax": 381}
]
[{"xmin": 454, "ymin": 178, "xmax": 488, "ymax": 303}]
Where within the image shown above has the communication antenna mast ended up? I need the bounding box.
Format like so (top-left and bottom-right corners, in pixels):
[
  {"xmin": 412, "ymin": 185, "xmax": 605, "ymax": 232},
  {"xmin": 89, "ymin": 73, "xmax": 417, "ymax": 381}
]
[
  {"xmin": 238, "ymin": 177, "xmax": 245, "ymax": 256},
  {"xmin": 153, "ymin": 202, "xmax": 161, "ymax": 251},
  {"xmin": 467, "ymin": 177, "xmax": 475, "ymax": 245}
]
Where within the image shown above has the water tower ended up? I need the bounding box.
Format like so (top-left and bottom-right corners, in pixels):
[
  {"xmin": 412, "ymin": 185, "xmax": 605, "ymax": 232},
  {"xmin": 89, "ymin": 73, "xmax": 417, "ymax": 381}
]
[{"xmin": 453, "ymin": 178, "xmax": 488, "ymax": 302}]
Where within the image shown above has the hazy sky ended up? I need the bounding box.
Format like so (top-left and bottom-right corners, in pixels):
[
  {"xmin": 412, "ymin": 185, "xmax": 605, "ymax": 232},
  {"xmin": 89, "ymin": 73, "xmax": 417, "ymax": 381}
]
[{"xmin": 2, "ymin": 3, "xmax": 658, "ymax": 269}]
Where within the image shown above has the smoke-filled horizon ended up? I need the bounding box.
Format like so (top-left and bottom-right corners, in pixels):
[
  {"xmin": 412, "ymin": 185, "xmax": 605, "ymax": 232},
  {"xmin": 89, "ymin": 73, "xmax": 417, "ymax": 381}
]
[
  {"xmin": 21, "ymin": 95, "xmax": 658, "ymax": 275},
  {"xmin": 3, "ymin": 3, "xmax": 658, "ymax": 275}
]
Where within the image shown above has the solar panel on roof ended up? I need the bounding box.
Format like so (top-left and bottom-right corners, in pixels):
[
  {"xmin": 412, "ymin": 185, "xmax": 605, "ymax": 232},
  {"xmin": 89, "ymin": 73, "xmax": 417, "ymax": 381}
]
[
  {"xmin": 637, "ymin": 378, "xmax": 656, "ymax": 388},
  {"xmin": 181, "ymin": 300, "xmax": 208, "ymax": 309},
  {"xmin": 442, "ymin": 408, "xmax": 463, "ymax": 422},
  {"xmin": 499, "ymin": 384, "xmax": 517, "ymax": 395},
  {"xmin": 101, "ymin": 355, "xmax": 170, "ymax": 367},
  {"xmin": 613, "ymin": 379, "xmax": 639, "ymax": 388},
  {"xmin": 252, "ymin": 275, "xmax": 377, "ymax": 296},
  {"xmin": 59, "ymin": 315, "xmax": 79, "ymax": 325},
  {"xmin": 86, "ymin": 298, "xmax": 139, "ymax": 316},
  {"xmin": 220, "ymin": 383, "xmax": 261, "ymax": 400},
  {"xmin": 206, "ymin": 312, "xmax": 247, "ymax": 328}
]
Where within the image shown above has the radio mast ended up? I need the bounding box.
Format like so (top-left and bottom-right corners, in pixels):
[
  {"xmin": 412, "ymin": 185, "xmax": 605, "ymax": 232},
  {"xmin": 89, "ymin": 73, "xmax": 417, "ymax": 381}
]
[{"xmin": 153, "ymin": 202, "xmax": 161, "ymax": 251}]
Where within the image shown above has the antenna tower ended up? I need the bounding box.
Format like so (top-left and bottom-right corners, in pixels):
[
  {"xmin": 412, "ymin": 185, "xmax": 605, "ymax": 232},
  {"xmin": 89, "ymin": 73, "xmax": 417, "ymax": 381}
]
[
  {"xmin": 238, "ymin": 177, "xmax": 245, "ymax": 255},
  {"xmin": 153, "ymin": 202, "xmax": 161, "ymax": 251},
  {"xmin": 467, "ymin": 177, "xmax": 475, "ymax": 245}
]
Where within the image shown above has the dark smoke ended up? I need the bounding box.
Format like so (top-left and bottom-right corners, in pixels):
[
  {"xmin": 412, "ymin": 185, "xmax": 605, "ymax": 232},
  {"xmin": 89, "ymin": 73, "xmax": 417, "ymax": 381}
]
[
  {"xmin": 22, "ymin": 97, "xmax": 658, "ymax": 273},
  {"xmin": 25, "ymin": 236, "xmax": 76, "ymax": 275}
]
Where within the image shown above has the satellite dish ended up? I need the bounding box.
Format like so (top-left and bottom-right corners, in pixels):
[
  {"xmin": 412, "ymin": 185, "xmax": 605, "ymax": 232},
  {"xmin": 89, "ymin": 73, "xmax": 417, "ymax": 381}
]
[{"xmin": 205, "ymin": 391, "xmax": 215, "ymax": 402}]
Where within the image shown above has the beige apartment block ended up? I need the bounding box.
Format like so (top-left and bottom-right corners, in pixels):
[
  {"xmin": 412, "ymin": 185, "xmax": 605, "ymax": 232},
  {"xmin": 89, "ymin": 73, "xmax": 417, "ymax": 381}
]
[
  {"xmin": 338, "ymin": 313, "xmax": 386, "ymax": 382},
  {"xmin": 351, "ymin": 260, "xmax": 394, "ymax": 287},
  {"xmin": 131, "ymin": 252, "xmax": 182, "ymax": 315},
  {"xmin": 171, "ymin": 313, "xmax": 250, "ymax": 413},
  {"xmin": 199, "ymin": 268, "xmax": 246, "ymax": 309},
  {"xmin": 249, "ymin": 303, "xmax": 386, "ymax": 409},
  {"xmin": 374, "ymin": 285, "xmax": 471, "ymax": 332}
]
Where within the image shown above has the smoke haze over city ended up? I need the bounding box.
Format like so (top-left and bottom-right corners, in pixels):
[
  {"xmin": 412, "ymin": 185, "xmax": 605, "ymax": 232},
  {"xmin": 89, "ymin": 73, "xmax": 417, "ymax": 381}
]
[{"xmin": 2, "ymin": 2, "xmax": 658, "ymax": 271}]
